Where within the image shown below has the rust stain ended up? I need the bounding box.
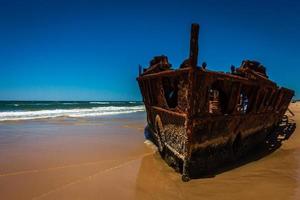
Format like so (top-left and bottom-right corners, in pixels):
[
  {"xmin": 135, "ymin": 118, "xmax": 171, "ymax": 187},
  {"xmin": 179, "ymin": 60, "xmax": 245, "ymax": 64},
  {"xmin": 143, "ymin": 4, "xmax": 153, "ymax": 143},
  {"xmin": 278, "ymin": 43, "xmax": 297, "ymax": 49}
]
[{"xmin": 136, "ymin": 24, "xmax": 295, "ymax": 181}]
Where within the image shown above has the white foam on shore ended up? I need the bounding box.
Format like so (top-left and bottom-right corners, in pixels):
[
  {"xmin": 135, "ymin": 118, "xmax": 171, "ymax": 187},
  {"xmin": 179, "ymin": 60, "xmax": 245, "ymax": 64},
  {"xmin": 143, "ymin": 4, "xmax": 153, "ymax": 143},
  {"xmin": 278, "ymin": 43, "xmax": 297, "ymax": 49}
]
[
  {"xmin": 144, "ymin": 140, "xmax": 158, "ymax": 152},
  {"xmin": 0, "ymin": 106, "xmax": 145, "ymax": 122}
]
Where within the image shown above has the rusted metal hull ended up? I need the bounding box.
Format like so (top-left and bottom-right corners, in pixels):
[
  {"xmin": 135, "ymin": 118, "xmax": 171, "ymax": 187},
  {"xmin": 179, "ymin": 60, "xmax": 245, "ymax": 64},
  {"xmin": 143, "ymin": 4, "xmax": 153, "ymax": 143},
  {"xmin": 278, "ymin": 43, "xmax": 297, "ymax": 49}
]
[{"xmin": 137, "ymin": 24, "xmax": 294, "ymax": 181}]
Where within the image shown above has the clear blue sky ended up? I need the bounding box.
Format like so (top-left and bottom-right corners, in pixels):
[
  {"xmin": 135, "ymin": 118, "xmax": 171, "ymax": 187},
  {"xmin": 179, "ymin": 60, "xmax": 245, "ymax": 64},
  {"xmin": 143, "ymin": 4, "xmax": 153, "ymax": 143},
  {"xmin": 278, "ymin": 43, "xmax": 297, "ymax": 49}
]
[{"xmin": 0, "ymin": 0, "xmax": 299, "ymax": 101}]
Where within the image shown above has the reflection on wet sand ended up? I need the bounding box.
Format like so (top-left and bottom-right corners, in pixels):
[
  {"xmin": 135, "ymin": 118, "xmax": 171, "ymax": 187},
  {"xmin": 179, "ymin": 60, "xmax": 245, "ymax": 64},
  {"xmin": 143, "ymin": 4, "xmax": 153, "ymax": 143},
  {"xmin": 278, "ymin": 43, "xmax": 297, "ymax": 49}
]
[
  {"xmin": 136, "ymin": 103, "xmax": 300, "ymax": 200},
  {"xmin": 135, "ymin": 115, "xmax": 299, "ymax": 200},
  {"xmin": 0, "ymin": 104, "xmax": 299, "ymax": 199}
]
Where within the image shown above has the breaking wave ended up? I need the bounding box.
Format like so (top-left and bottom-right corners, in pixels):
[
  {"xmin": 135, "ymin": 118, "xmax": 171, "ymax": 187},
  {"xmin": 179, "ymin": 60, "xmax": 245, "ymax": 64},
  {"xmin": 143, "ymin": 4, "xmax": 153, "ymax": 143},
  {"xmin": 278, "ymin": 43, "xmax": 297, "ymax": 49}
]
[
  {"xmin": 89, "ymin": 102, "xmax": 110, "ymax": 105},
  {"xmin": 0, "ymin": 105, "xmax": 145, "ymax": 121}
]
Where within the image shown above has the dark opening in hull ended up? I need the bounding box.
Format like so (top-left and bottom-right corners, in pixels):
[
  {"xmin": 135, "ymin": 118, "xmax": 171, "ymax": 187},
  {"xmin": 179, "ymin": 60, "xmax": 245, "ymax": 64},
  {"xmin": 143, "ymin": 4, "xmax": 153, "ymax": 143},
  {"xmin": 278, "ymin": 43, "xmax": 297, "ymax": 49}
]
[{"xmin": 137, "ymin": 24, "xmax": 295, "ymax": 181}]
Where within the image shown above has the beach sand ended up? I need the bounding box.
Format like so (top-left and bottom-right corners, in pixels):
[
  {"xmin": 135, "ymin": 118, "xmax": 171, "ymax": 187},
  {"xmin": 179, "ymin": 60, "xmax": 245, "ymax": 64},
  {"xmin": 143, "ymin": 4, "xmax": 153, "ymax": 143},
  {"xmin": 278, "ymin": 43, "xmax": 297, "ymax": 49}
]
[{"xmin": 0, "ymin": 104, "xmax": 300, "ymax": 200}]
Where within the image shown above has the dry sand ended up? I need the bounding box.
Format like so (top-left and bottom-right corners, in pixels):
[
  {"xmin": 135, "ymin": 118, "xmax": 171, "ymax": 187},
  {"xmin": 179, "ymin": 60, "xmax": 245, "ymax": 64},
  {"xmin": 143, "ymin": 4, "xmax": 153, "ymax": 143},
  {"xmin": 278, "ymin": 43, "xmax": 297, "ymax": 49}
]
[{"xmin": 0, "ymin": 105, "xmax": 300, "ymax": 200}]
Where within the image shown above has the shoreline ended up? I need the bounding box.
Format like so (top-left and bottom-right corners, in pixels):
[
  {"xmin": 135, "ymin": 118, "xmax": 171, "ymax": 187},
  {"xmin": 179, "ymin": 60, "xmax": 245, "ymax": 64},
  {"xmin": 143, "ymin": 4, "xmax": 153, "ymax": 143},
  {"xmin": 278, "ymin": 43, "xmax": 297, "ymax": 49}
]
[{"xmin": 0, "ymin": 104, "xmax": 299, "ymax": 199}]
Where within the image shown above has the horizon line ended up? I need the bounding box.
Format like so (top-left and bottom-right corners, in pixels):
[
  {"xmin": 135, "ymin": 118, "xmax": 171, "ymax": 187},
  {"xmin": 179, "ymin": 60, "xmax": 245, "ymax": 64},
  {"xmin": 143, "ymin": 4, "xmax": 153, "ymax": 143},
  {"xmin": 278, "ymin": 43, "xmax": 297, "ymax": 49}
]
[{"xmin": 0, "ymin": 100, "xmax": 143, "ymax": 102}]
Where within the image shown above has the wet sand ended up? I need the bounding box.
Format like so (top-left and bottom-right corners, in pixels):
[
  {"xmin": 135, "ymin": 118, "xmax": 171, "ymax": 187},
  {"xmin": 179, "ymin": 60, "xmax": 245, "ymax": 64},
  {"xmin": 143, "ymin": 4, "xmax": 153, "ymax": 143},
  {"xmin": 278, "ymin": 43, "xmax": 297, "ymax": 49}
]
[{"xmin": 0, "ymin": 104, "xmax": 299, "ymax": 200}]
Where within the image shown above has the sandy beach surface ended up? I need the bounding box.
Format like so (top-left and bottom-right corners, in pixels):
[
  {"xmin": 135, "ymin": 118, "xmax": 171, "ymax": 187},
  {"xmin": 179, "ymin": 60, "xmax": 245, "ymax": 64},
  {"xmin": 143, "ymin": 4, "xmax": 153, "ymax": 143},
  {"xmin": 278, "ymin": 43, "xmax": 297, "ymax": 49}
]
[{"xmin": 0, "ymin": 104, "xmax": 300, "ymax": 200}]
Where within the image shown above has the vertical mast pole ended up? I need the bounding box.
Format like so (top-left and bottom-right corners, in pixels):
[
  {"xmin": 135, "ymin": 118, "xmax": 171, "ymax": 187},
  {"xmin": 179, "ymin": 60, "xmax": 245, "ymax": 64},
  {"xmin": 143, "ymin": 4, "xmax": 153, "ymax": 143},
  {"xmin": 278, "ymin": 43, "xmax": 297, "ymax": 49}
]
[
  {"xmin": 189, "ymin": 23, "xmax": 199, "ymax": 68},
  {"xmin": 182, "ymin": 23, "xmax": 200, "ymax": 182}
]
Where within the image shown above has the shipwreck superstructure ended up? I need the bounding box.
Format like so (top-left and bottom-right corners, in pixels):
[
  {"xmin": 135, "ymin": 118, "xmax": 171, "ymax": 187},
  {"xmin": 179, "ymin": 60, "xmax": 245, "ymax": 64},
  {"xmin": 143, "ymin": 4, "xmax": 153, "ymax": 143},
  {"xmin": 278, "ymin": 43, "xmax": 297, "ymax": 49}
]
[{"xmin": 137, "ymin": 24, "xmax": 294, "ymax": 181}]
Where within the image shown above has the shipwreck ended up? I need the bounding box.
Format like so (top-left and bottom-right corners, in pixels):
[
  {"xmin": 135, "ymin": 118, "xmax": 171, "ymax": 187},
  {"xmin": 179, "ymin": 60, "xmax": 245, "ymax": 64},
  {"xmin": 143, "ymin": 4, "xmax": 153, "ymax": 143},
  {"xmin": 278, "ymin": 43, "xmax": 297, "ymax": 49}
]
[{"xmin": 136, "ymin": 24, "xmax": 294, "ymax": 181}]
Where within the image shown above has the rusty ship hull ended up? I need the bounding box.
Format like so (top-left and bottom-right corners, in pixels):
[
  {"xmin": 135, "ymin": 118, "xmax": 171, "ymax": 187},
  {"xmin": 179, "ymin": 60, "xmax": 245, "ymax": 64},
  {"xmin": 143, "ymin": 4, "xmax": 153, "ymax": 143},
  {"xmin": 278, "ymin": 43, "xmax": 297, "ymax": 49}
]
[{"xmin": 137, "ymin": 24, "xmax": 294, "ymax": 181}]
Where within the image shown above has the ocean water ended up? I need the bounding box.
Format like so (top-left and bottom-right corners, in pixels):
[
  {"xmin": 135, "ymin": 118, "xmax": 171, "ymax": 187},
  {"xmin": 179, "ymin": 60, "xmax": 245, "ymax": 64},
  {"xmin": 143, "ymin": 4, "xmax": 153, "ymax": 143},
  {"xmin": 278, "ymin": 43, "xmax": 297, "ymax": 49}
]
[{"xmin": 0, "ymin": 101, "xmax": 145, "ymax": 121}]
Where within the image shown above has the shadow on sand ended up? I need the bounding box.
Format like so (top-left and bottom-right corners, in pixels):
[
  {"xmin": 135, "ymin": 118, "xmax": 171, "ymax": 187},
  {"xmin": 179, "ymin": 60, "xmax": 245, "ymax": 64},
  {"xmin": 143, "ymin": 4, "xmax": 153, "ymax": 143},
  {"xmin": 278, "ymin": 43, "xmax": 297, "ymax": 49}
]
[
  {"xmin": 144, "ymin": 116, "xmax": 297, "ymax": 180},
  {"xmin": 197, "ymin": 117, "xmax": 297, "ymax": 179}
]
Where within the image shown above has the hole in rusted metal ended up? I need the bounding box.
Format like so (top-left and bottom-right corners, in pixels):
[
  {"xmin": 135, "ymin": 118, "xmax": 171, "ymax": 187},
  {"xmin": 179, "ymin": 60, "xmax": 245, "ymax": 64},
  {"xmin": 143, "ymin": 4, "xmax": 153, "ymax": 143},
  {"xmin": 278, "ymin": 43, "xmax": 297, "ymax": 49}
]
[{"xmin": 162, "ymin": 77, "xmax": 179, "ymax": 109}]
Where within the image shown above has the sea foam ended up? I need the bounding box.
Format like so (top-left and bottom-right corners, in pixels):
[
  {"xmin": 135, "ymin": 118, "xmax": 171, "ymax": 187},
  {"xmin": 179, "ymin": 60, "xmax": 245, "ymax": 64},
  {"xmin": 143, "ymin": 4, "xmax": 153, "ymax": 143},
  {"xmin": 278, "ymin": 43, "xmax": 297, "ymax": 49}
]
[
  {"xmin": 0, "ymin": 105, "xmax": 145, "ymax": 121},
  {"xmin": 89, "ymin": 102, "xmax": 110, "ymax": 105}
]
